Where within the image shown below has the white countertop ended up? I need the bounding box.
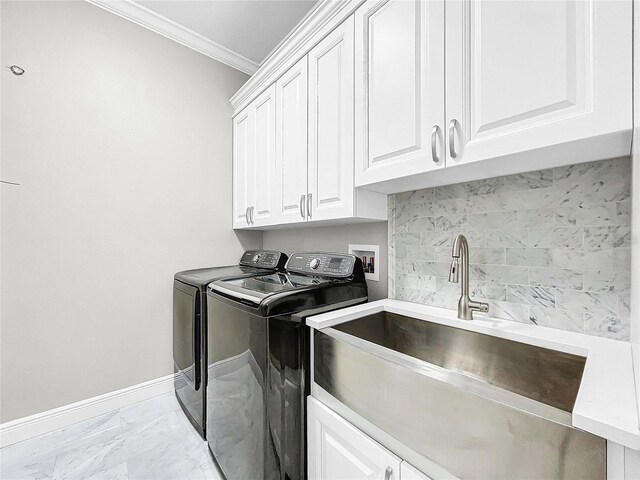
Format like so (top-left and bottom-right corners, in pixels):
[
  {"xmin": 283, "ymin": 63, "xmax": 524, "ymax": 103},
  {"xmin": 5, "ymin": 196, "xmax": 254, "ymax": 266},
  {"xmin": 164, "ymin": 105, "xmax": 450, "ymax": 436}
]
[{"xmin": 307, "ymin": 298, "xmax": 640, "ymax": 450}]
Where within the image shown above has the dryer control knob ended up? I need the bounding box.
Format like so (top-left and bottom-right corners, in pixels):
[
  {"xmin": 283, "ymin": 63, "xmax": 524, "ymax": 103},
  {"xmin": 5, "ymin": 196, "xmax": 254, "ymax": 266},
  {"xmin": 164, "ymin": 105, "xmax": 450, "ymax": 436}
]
[
  {"xmin": 310, "ymin": 258, "xmax": 321, "ymax": 270},
  {"xmin": 253, "ymin": 254, "xmax": 262, "ymax": 263}
]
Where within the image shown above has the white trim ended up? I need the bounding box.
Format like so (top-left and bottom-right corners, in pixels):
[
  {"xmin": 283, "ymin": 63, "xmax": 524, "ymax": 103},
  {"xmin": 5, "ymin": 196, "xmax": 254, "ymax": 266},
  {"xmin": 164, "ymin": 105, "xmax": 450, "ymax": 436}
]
[
  {"xmin": 0, "ymin": 373, "xmax": 177, "ymax": 448},
  {"xmin": 608, "ymin": 442, "xmax": 625, "ymax": 480},
  {"xmin": 230, "ymin": 0, "xmax": 366, "ymax": 114},
  {"xmin": 85, "ymin": 0, "xmax": 259, "ymax": 75}
]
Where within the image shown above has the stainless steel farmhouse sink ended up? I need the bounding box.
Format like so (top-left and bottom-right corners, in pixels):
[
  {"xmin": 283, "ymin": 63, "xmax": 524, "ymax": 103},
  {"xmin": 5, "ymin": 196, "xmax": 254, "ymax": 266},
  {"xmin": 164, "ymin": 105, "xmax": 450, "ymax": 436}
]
[{"xmin": 314, "ymin": 311, "xmax": 605, "ymax": 480}]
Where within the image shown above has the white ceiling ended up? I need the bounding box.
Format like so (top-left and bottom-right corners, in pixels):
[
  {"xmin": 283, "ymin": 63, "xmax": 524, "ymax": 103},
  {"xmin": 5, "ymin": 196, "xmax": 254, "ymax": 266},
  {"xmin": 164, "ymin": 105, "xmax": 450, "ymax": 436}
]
[{"xmin": 136, "ymin": 0, "xmax": 319, "ymax": 66}]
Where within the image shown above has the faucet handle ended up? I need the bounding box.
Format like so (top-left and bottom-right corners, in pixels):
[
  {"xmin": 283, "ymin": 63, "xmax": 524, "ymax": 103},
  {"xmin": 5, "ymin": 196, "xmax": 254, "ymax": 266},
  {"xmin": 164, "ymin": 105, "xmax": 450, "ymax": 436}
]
[{"xmin": 470, "ymin": 300, "xmax": 489, "ymax": 314}]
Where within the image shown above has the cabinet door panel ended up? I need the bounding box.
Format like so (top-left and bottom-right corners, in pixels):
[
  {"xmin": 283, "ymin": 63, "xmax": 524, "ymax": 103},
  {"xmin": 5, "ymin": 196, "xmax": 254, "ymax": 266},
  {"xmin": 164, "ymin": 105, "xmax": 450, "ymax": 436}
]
[
  {"xmin": 308, "ymin": 397, "xmax": 401, "ymax": 480},
  {"xmin": 308, "ymin": 16, "xmax": 355, "ymax": 221},
  {"xmin": 400, "ymin": 462, "xmax": 432, "ymax": 480},
  {"xmin": 252, "ymin": 85, "xmax": 277, "ymax": 226},
  {"xmin": 275, "ymin": 57, "xmax": 309, "ymax": 224},
  {"xmin": 446, "ymin": 0, "xmax": 632, "ymax": 166},
  {"xmin": 232, "ymin": 110, "xmax": 253, "ymax": 228},
  {"xmin": 355, "ymin": 0, "xmax": 445, "ymax": 187}
]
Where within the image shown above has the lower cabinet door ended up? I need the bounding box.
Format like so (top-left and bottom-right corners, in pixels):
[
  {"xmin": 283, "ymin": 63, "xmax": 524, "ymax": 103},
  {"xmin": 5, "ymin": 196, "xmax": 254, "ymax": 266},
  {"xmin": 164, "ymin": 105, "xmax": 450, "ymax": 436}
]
[
  {"xmin": 308, "ymin": 397, "xmax": 401, "ymax": 480},
  {"xmin": 400, "ymin": 462, "xmax": 432, "ymax": 480}
]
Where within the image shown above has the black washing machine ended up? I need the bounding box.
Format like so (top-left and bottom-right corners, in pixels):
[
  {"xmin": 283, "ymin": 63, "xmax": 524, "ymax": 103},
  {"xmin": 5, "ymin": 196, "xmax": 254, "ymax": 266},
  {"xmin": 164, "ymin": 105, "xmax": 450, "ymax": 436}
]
[
  {"xmin": 205, "ymin": 252, "xmax": 368, "ymax": 480},
  {"xmin": 173, "ymin": 250, "xmax": 287, "ymax": 438}
]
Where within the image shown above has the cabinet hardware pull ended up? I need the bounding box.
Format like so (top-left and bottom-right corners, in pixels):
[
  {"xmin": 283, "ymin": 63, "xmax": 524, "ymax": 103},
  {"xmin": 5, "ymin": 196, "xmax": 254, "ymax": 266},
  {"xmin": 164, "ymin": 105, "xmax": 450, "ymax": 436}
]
[
  {"xmin": 300, "ymin": 195, "xmax": 306, "ymax": 219},
  {"xmin": 307, "ymin": 193, "xmax": 312, "ymax": 219},
  {"xmin": 384, "ymin": 467, "xmax": 393, "ymax": 480},
  {"xmin": 250, "ymin": 206, "xmax": 255, "ymax": 225},
  {"xmin": 431, "ymin": 125, "xmax": 441, "ymax": 163},
  {"xmin": 245, "ymin": 207, "xmax": 250, "ymax": 225},
  {"xmin": 449, "ymin": 119, "xmax": 458, "ymax": 159}
]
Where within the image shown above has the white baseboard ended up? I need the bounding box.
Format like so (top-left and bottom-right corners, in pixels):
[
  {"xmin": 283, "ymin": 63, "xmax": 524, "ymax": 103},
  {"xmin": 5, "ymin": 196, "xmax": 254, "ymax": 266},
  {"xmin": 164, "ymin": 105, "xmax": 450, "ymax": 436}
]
[{"xmin": 0, "ymin": 373, "xmax": 178, "ymax": 448}]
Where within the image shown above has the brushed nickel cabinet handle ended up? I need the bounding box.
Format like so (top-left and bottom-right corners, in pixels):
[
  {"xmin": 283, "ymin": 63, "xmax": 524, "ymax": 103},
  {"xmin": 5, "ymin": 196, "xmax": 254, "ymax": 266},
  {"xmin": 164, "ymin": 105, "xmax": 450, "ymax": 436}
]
[
  {"xmin": 300, "ymin": 195, "xmax": 306, "ymax": 219},
  {"xmin": 431, "ymin": 125, "xmax": 441, "ymax": 163},
  {"xmin": 449, "ymin": 119, "xmax": 458, "ymax": 159},
  {"xmin": 307, "ymin": 193, "xmax": 312, "ymax": 219},
  {"xmin": 384, "ymin": 467, "xmax": 393, "ymax": 480},
  {"xmin": 245, "ymin": 207, "xmax": 250, "ymax": 225},
  {"xmin": 250, "ymin": 206, "xmax": 255, "ymax": 225}
]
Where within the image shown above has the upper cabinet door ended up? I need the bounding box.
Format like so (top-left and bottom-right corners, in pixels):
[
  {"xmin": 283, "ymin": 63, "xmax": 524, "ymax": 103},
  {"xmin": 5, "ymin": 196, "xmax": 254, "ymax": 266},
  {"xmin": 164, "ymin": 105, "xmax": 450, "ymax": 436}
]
[
  {"xmin": 251, "ymin": 84, "xmax": 277, "ymax": 226},
  {"xmin": 232, "ymin": 109, "xmax": 254, "ymax": 228},
  {"xmin": 354, "ymin": 0, "xmax": 445, "ymax": 187},
  {"xmin": 446, "ymin": 0, "xmax": 632, "ymax": 166},
  {"xmin": 308, "ymin": 16, "xmax": 355, "ymax": 221},
  {"xmin": 275, "ymin": 57, "xmax": 309, "ymax": 224}
]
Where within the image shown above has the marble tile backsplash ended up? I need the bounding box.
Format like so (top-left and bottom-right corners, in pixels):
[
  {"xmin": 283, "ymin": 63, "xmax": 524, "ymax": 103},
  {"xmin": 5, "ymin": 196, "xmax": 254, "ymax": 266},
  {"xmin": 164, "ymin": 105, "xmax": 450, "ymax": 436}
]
[{"xmin": 388, "ymin": 157, "xmax": 632, "ymax": 340}]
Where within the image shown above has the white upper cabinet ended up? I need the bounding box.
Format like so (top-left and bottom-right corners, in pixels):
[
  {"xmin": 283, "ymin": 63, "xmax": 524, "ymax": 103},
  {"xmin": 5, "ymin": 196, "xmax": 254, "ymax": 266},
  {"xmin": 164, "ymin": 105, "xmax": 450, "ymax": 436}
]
[
  {"xmin": 252, "ymin": 85, "xmax": 277, "ymax": 227},
  {"xmin": 232, "ymin": 0, "xmax": 632, "ymax": 218},
  {"xmin": 275, "ymin": 56, "xmax": 309, "ymax": 225},
  {"xmin": 232, "ymin": 108, "xmax": 255, "ymax": 228},
  {"xmin": 308, "ymin": 397, "xmax": 401, "ymax": 480},
  {"xmin": 308, "ymin": 16, "xmax": 356, "ymax": 221},
  {"xmin": 445, "ymin": 0, "xmax": 632, "ymax": 168},
  {"xmin": 354, "ymin": 0, "xmax": 445, "ymax": 187},
  {"xmin": 349, "ymin": 0, "xmax": 631, "ymax": 192},
  {"xmin": 234, "ymin": 23, "xmax": 387, "ymax": 230},
  {"xmin": 232, "ymin": 85, "xmax": 276, "ymax": 228}
]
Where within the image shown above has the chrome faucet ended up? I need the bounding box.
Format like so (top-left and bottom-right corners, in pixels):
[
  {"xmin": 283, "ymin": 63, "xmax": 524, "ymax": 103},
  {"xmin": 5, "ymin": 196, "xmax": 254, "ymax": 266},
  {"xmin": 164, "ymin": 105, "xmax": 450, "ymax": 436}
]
[{"xmin": 449, "ymin": 234, "xmax": 489, "ymax": 320}]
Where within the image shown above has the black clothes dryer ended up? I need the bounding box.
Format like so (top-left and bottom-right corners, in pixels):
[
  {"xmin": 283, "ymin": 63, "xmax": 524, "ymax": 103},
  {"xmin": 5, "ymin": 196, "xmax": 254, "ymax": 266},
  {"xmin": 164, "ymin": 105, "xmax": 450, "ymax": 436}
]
[{"xmin": 173, "ymin": 250, "xmax": 287, "ymax": 438}]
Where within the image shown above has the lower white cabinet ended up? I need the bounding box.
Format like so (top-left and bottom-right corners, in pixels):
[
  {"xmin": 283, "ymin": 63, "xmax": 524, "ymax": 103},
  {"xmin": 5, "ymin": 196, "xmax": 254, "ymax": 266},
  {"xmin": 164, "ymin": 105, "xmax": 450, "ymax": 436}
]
[
  {"xmin": 308, "ymin": 397, "xmax": 401, "ymax": 480},
  {"xmin": 400, "ymin": 462, "xmax": 432, "ymax": 480},
  {"xmin": 308, "ymin": 397, "xmax": 432, "ymax": 480}
]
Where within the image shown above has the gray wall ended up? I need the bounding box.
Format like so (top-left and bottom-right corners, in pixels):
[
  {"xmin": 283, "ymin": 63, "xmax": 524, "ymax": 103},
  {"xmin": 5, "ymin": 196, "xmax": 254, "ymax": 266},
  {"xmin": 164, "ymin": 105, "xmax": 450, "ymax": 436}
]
[
  {"xmin": 262, "ymin": 222, "xmax": 389, "ymax": 301},
  {"xmin": 0, "ymin": 1, "xmax": 261, "ymax": 422},
  {"xmin": 389, "ymin": 157, "xmax": 632, "ymax": 340},
  {"xmin": 632, "ymin": 1, "xmax": 640, "ymax": 418}
]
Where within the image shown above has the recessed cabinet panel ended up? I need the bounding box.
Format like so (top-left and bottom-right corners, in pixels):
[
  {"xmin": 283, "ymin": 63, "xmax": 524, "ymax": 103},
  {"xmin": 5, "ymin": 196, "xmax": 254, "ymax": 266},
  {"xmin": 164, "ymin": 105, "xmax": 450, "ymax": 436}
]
[
  {"xmin": 232, "ymin": 111, "xmax": 254, "ymax": 228},
  {"xmin": 308, "ymin": 16, "xmax": 355, "ymax": 221},
  {"xmin": 401, "ymin": 462, "xmax": 433, "ymax": 480},
  {"xmin": 475, "ymin": 1, "xmax": 577, "ymax": 131},
  {"xmin": 369, "ymin": 1, "xmax": 418, "ymax": 161},
  {"xmin": 355, "ymin": 0, "xmax": 445, "ymax": 187},
  {"xmin": 253, "ymin": 85, "xmax": 277, "ymax": 226},
  {"xmin": 275, "ymin": 57, "xmax": 309, "ymax": 224},
  {"xmin": 446, "ymin": 0, "xmax": 632, "ymax": 166},
  {"xmin": 307, "ymin": 397, "xmax": 401, "ymax": 480}
]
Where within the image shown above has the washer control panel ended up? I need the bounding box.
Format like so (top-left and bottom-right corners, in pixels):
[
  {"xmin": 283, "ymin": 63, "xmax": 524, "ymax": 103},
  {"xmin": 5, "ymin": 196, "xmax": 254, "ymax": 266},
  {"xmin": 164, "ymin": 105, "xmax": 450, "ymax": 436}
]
[
  {"xmin": 286, "ymin": 253, "xmax": 356, "ymax": 278},
  {"xmin": 239, "ymin": 250, "xmax": 287, "ymax": 269}
]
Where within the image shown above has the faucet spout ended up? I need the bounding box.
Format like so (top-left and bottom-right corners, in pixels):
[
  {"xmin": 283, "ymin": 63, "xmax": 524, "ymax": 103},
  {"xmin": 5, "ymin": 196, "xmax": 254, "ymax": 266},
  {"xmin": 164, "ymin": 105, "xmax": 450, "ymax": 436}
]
[
  {"xmin": 451, "ymin": 234, "xmax": 464, "ymax": 258},
  {"xmin": 449, "ymin": 234, "xmax": 489, "ymax": 320}
]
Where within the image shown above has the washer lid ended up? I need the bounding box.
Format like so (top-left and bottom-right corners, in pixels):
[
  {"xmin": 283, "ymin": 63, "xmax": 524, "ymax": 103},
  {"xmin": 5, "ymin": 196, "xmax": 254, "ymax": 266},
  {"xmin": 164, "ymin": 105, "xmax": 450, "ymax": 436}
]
[
  {"xmin": 174, "ymin": 251, "xmax": 288, "ymax": 288},
  {"xmin": 174, "ymin": 265, "xmax": 267, "ymax": 288},
  {"xmin": 208, "ymin": 272, "xmax": 345, "ymax": 305}
]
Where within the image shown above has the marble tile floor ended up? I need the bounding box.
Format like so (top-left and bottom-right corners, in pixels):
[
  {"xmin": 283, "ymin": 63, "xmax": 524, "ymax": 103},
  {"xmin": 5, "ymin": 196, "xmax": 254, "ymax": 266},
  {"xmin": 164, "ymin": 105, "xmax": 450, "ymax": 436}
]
[{"xmin": 0, "ymin": 393, "xmax": 223, "ymax": 480}]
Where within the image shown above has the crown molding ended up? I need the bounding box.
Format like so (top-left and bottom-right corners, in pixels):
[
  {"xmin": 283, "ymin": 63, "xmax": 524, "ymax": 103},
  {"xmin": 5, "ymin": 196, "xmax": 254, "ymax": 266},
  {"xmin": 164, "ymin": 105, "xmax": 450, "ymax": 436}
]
[
  {"xmin": 229, "ymin": 0, "xmax": 365, "ymax": 114},
  {"xmin": 86, "ymin": 0, "xmax": 259, "ymax": 75}
]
